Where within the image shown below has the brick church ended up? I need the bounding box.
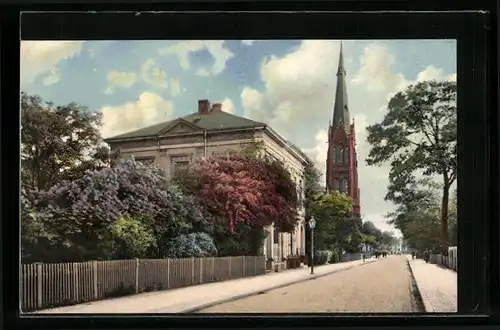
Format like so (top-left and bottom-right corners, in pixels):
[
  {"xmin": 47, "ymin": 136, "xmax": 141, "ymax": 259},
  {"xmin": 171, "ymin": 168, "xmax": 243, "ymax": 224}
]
[{"xmin": 326, "ymin": 43, "xmax": 361, "ymax": 216}]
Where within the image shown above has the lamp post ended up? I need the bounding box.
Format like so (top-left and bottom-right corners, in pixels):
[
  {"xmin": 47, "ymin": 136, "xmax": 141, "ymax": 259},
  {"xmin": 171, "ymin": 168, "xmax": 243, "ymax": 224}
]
[{"xmin": 309, "ymin": 216, "xmax": 316, "ymax": 275}]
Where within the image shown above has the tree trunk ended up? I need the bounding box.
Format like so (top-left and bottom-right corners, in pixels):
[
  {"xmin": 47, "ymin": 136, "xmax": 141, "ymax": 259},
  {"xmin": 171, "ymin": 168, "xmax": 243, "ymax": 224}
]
[{"xmin": 440, "ymin": 184, "xmax": 450, "ymax": 252}]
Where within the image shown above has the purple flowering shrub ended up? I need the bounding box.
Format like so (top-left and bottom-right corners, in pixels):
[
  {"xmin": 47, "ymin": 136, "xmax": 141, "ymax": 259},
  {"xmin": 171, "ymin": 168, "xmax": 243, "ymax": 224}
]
[{"xmin": 21, "ymin": 160, "xmax": 207, "ymax": 262}]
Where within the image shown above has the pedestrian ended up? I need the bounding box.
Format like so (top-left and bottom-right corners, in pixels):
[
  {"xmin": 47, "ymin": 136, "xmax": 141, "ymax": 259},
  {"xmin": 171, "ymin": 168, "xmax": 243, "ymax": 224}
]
[
  {"xmin": 423, "ymin": 249, "xmax": 430, "ymax": 263},
  {"xmin": 362, "ymin": 253, "xmax": 366, "ymax": 263}
]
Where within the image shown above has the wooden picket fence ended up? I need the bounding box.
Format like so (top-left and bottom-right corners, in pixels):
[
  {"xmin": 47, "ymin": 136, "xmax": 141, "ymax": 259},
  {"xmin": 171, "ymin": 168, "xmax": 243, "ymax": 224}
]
[{"xmin": 21, "ymin": 255, "xmax": 266, "ymax": 312}]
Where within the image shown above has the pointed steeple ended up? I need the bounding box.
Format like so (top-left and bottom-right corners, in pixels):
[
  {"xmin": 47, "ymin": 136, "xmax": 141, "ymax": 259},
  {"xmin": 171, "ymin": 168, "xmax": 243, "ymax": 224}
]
[{"xmin": 332, "ymin": 41, "xmax": 350, "ymax": 132}]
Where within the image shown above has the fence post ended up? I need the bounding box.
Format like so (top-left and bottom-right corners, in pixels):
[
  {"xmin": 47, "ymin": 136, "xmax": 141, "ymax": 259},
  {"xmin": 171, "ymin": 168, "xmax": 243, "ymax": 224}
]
[
  {"xmin": 199, "ymin": 258, "xmax": 203, "ymax": 284},
  {"xmin": 36, "ymin": 263, "xmax": 43, "ymax": 310},
  {"xmin": 73, "ymin": 263, "xmax": 79, "ymax": 303},
  {"xmin": 254, "ymin": 256, "xmax": 257, "ymax": 275},
  {"xmin": 135, "ymin": 258, "xmax": 140, "ymax": 294},
  {"xmin": 242, "ymin": 256, "xmax": 246, "ymax": 277},
  {"xmin": 211, "ymin": 257, "xmax": 215, "ymax": 282},
  {"xmin": 166, "ymin": 258, "xmax": 170, "ymax": 289},
  {"xmin": 92, "ymin": 261, "xmax": 98, "ymax": 300},
  {"xmin": 191, "ymin": 258, "xmax": 195, "ymax": 285},
  {"xmin": 228, "ymin": 256, "xmax": 232, "ymax": 279}
]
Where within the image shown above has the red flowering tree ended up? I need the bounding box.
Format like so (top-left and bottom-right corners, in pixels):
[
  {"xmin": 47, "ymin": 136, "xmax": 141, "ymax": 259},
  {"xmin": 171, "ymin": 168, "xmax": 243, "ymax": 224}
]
[{"xmin": 182, "ymin": 155, "xmax": 299, "ymax": 233}]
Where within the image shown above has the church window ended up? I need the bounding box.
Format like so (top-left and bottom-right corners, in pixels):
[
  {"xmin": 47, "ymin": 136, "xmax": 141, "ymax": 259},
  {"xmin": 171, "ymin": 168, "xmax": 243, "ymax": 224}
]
[
  {"xmin": 332, "ymin": 147, "xmax": 337, "ymax": 163},
  {"xmin": 333, "ymin": 179, "xmax": 340, "ymax": 191},
  {"xmin": 341, "ymin": 179, "xmax": 349, "ymax": 194},
  {"xmin": 344, "ymin": 148, "xmax": 349, "ymax": 163},
  {"xmin": 339, "ymin": 148, "xmax": 344, "ymax": 164},
  {"xmin": 336, "ymin": 147, "xmax": 342, "ymax": 163}
]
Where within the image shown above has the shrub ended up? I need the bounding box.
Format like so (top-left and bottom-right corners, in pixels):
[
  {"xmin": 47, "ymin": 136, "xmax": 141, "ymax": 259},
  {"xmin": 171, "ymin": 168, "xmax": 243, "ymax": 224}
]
[
  {"xmin": 167, "ymin": 232, "xmax": 218, "ymax": 258},
  {"xmin": 329, "ymin": 251, "xmax": 340, "ymax": 264},
  {"xmin": 314, "ymin": 250, "xmax": 332, "ymax": 265}
]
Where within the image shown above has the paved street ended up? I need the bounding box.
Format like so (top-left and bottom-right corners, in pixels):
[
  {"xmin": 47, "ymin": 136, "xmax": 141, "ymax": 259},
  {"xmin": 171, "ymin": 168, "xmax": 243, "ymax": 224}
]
[{"xmin": 197, "ymin": 256, "xmax": 422, "ymax": 313}]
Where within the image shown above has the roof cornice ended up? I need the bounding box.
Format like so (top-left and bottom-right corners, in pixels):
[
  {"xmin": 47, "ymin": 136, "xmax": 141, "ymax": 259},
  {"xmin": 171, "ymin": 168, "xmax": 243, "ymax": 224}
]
[{"xmin": 263, "ymin": 126, "xmax": 308, "ymax": 165}]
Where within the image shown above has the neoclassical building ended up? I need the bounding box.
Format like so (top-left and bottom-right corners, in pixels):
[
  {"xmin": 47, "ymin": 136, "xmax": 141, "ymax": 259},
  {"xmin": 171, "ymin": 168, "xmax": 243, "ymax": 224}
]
[{"xmin": 105, "ymin": 100, "xmax": 308, "ymax": 263}]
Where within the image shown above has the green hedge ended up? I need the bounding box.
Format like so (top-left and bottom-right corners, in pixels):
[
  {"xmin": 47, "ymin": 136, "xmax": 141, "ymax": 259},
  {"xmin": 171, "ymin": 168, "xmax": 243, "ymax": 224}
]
[{"xmin": 314, "ymin": 250, "xmax": 333, "ymax": 265}]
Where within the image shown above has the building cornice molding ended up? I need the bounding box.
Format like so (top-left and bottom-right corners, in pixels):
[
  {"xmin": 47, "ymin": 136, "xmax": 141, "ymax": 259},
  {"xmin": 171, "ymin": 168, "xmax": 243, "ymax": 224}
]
[{"xmin": 263, "ymin": 126, "xmax": 308, "ymax": 166}]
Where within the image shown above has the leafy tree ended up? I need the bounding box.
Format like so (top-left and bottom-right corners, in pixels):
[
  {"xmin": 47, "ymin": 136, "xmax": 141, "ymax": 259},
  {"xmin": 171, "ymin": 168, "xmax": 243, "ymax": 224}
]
[
  {"xmin": 21, "ymin": 92, "xmax": 109, "ymax": 190},
  {"xmin": 403, "ymin": 210, "xmax": 441, "ymax": 251},
  {"xmin": 302, "ymin": 159, "xmax": 323, "ymax": 258},
  {"xmin": 448, "ymin": 190, "xmax": 458, "ymax": 246},
  {"xmin": 21, "ymin": 160, "xmax": 200, "ymax": 262},
  {"xmin": 182, "ymin": 155, "xmax": 299, "ymax": 233},
  {"xmin": 310, "ymin": 191, "xmax": 356, "ymax": 253},
  {"xmin": 380, "ymin": 230, "xmax": 398, "ymax": 249},
  {"xmin": 361, "ymin": 221, "xmax": 383, "ymax": 245},
  {"xmin": 361, "ymin": 234, "xmax": 377, "ymax": 248},
  {"xmin": 366, "ymin": 80, "xmax": 457, "ymax": 249}
]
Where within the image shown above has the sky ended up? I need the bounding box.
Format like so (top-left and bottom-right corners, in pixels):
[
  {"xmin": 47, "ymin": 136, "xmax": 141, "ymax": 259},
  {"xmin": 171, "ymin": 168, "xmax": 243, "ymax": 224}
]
[{"xmin": 20, "ymin": 39, "xmax": 457, "ymax": 237}]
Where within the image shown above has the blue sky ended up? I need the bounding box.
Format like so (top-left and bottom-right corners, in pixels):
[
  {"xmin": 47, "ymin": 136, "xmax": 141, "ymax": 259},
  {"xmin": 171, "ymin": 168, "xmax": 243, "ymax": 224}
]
[{"xmin": 21, "ymin": 39, "xmax": 457, "ymax": 235}]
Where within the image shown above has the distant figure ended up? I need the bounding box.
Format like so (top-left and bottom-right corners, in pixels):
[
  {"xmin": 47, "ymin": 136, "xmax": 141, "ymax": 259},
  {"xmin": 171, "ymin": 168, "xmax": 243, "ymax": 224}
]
[
  {"xmin": 423, "ymin": 250, "xmax": 430, "ymax": 263},
  {"xmin": 362, "ymin": 253, "xmax": 366, "ymax": 263}
]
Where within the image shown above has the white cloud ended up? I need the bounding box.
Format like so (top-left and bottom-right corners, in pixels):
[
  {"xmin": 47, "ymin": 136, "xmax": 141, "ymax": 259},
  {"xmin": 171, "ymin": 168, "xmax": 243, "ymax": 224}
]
[
  {"xmin": 42, "ymin": 65, "xmax": 61, "ymax": 86},
  {"xmin": 158, "ymin": 40, "xmax": 234, "ymax": 76},
  {"xmin": 415, "ymin": 65, "xmax": 445, "ymax": 82},
  {"xmin": 242, "ymin": 40, "xmax": 255, "ymax": 46},
  {"xmin": 196, "ymin": 68, "xmax": 211, "ymax": 77},
  {"xmin": 104, "ymin": 70, "xmax": 137, "ymax": 95},
  {"xmin": 140, "ymin": 58, "xmax": 168, "ymax": 89},
  {"xmin": 352, "ymin": 44, "xmax": 407, "ymax": 93},
  {"xmin": 170, "ymin": 78, "xmax": 181, "ymax": 97},
  {"xmin": 240, "ymin": 40, "xmax": 456, "ymax": 235},
  {"xmin": 100, "ymin": 92, "xmax": 174, "ymax": 138},
  {"xmin": 21, "ymin": 41, "xmax": 84, "ymax": 86},
  {"xmin": 221, "ymin": 98, "xmax": 236, "ymax": 114}
]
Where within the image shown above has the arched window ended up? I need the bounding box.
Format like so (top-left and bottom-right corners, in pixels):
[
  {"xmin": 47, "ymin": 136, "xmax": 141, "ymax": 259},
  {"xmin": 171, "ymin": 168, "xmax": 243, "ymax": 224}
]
[
  {"xmin": 344, "ymin": 148, "xmax": 349, "ymax": 164},
  {"xmin": 341, "ymin": 179, "xmax": 349, "ymax": 194},
  {"xmin": 332, "ymin": 147, "xmax": 337, "ymax": 163},
  {"xmin": 333, "ymin": 179, "xmax": 340, "ymax": 191},
  {"xmin": 336, "ymin": 147, "xmax": 342, "ymax": 163},
  {"xmin": 339, "ymin": 148, "xmax": 344, "ymax": 163}
]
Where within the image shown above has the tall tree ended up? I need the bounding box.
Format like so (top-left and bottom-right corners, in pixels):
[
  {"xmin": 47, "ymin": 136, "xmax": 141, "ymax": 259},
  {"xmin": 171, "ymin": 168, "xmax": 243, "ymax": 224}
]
[
  {"xmin": 366, "ymin": 80, "xmax": 457, "ymax": 249},
  {"xmin": 302, "ymin": 159, "xmax": 322, "ymax": 258},
  {"xmin": 21, "ymin": 92, "xmax": 108, "ymax": 190},
  {"xmin": 310, "ymin": 191, "xmax": 357, "ymax": 253}
]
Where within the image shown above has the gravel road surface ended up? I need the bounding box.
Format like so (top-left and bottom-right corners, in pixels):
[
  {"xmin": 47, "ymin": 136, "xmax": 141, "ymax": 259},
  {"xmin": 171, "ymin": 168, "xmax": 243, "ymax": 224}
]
[{"xmin": 197, "ymin": 256, "xmax": 423, "ymax": 313}]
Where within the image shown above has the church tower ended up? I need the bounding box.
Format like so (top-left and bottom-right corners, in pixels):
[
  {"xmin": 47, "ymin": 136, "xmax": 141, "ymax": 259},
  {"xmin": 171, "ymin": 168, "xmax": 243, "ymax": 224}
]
[{"xmin": 326, "ymin": 43, "xmax": 361, "ymax": 215}]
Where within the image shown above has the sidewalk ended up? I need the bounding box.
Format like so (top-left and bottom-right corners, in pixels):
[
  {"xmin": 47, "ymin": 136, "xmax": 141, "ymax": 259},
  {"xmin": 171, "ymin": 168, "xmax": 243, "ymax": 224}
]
[
  {"xmin": 407, "ymin": 256, "xmax": 457, "ymax": 313},
  {"xmin": 31, "ymin": 257, "xmax": 379, "ymax": 314}
]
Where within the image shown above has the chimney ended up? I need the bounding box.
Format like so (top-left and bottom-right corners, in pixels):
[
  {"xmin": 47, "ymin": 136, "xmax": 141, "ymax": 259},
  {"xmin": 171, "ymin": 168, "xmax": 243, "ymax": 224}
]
[
  {"xmin": 212, "ymin": 103, "xmax": 222, "ymax": 111},
  {"xmin": 198, "ymin": 99, "xmax": 211, "ymax": 114}
]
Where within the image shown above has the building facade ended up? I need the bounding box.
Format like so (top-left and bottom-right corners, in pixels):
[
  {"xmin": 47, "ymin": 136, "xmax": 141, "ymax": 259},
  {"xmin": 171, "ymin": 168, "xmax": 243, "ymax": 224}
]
[
  {"xmin": 325, "ymin": 43, "xmax": 361, "ymax": 215},
  {"xmin": 105, "ymin": 100, "xmax": 308, "ymax": 262}
]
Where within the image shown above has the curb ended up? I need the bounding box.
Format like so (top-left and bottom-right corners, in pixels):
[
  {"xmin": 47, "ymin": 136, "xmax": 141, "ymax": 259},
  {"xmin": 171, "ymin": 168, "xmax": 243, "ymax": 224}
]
[
  {"xmin": 180, "ymin": 258, "xmax": 379, "ymax": 313},
  {"xmin": 406, "ymin": 258, "xmax": 434, "ymax": 313}
]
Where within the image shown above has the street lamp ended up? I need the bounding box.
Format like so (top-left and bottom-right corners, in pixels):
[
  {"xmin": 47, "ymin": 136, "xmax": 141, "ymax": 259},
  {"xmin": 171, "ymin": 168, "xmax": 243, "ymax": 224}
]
[{"xmin": 309, "ymin": 216, "xmax": 316, "ymax": 275}]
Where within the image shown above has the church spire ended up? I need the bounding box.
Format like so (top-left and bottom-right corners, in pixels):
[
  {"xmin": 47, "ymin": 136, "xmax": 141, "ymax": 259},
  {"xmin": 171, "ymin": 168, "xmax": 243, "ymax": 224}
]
[{"xmin": 332, "ymin": 41, "xmax": 350, "ymax": 132}]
